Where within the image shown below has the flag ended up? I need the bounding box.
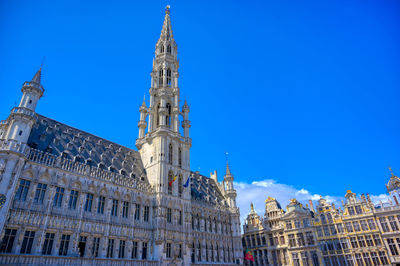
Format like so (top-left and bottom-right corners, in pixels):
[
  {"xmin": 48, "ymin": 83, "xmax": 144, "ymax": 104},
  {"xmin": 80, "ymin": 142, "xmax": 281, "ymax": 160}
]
[
  {"xmin": 183, "ymin": 177, "xmax": 190, "ymax": 188},
  {"xmin": 244, "ymin": 249, "xmax": 254, "ymax": 262},
  {"xmin": 168, "ymin": 176, "xmax": 177, "ymax": 186}
]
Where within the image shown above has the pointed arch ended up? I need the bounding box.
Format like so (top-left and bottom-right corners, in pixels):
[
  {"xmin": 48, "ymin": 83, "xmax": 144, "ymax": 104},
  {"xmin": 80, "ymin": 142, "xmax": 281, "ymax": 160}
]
[
  {"xmin": 167, "ymin": 44, "xmax": 171, "ymax": 54},
  {"xmin": 160, "ymin": 44, "xmax": 164, "ymax": 53}
]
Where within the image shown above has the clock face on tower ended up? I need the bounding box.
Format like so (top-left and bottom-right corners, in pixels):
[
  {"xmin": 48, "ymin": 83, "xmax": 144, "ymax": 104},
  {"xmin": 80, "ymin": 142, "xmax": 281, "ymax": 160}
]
[{"xmin": 0, "ymin": 194, "xmax": 6, "ymax": 209}]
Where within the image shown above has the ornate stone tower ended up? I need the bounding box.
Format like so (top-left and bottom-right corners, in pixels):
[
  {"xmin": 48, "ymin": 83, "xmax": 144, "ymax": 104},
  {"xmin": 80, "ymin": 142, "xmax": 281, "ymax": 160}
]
[
  {"xmin": 0, "ymin": 67, "xmax": 44, "ymax": 233},
  {"xmin": 135, "ymin": 6, "xmax": 192, "ymax": 263},
  {"xmin": 136, "ymin": 5, "xmax": 191, "ymax": 193}
]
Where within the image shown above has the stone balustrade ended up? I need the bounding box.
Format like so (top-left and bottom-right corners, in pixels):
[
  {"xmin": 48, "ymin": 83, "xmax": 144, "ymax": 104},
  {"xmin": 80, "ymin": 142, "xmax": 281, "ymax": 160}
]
[
  {"xmin": 0, "ymin": 139, "xmax": 29, "ymax": 155},
  {"xmin": 0, "ymin": 254, "xmax": 157, "ymax": 266}
]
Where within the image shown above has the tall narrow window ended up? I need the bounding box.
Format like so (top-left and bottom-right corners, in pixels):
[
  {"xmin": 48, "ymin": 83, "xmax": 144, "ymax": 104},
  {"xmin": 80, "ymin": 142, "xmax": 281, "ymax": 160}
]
[
  {"xmin": 53, "ymin": 187, "xmax": 64, "ymax": 207},
  {"xmin": 167, "ymin": 44, "xmax": 171, "ymax": 54},
  {"xmin": 84, "ymin": 193, "xmax": 93, "ymax": 212},
  {"xmin": 42, "ymin": 233, "xmax": 55, "ymax": 255},
  {"xmin": 178, "ymin": 243, "xmax": 182, "ymax": 258},
  {"xmin": 167, "ymin": 208, "xmax": 172, "ymax": 223},
  {"xmin": 34, "ymin": 183, "xmax": 47, "ymax": 204},
  {"xmin": 92, "ymin": 237, "xmax": 100, "ymax": 257},
  {"xmin": 178, "ymin": 210, "xmax": 182, "ymax": 225},
  {"xmin": 142, "ymin": 242, "xmax": 148, "ymax": 260},
  {"xmin": 0, "ymin": 228, "xmax": 17, "ymax": 253},
  {"xmin": 166, "ymin": 242, "xmax": 172, "ymax": 258},
  {"xmin": 168, "ymin": 143, "xmax": 173, "ymax": 164},
  {"xmin": 20, "ymin": 231, "xmax": 35, "ymax": 254},
  {"xmin": 160, "ymin": 45, "xmax": 164, "ymax": 53},
  {"xmin": 78, "ymin": 236, "xmax": 87, "ymax": 257},
  {"xmin": 98, "ymin": 196, "xmax": 105, "ymax": 214},
  {"xmin": 106, "ymin": 239, "xmax": 114, "ymax": 258},
  {"xmin": 166, "ymin": 103, "xmax": 171, "ymax": 126},
  {"xmin": 159, "ymin": 69, "xmax": 164, "ymax": 87},
  {"xmin": 111, "ymin": 199, "xmax": 118, "ymax": 217},
  {"xmin": 119, "ymin": 240, "xmax": 126, "ymax": 258},
  {"xmin": 132, "ymin": 241, "xmax": 138, "ymax": 258},
  {"xmin": 122, "ymin": 201, "xmax": 129, "ymax": 218},
  {"xmin": 178, "ymin": 148, "xmax": 182, "ymax": 167},
  {"xmin": 144, "ymin": 206, "xmax": 150, "ymax": 222},
  {"xmin": 15, "ymin": 179, "xmax": 31, "ymax": 201},
  {"xmin": 68, "ymin": 190, "xmax": 79, "ymax": 209},
  {"xmin": 134, "ymin": 204, "xmax": 141, "ymax": 220},
  {"xmin": 166, "ymin": 69, "xmax": 172, "ymax": 87},
  {"xmin": 58, "ymin": 234, "xmax": 70, "ymax": 256}
]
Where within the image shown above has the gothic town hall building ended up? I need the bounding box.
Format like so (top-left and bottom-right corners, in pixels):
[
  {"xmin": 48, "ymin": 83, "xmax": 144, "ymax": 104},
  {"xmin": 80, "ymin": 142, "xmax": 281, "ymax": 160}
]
[{"xmin": 0, "ymin": 7, "xmax": 243, "ymax": 265}]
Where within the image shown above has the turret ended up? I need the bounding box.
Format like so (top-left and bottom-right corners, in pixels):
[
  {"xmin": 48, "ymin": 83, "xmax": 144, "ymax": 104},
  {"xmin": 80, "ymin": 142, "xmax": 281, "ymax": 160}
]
[
  {"xmin": 182, "ymin": 100, "xmax": 190, "ymax": 138},
  {"xmin": 138, "ymin": 97, "xmax": 147, "ymax": 139},
  {"xmin": 19, "ymin": 67, "xmax": 44, "ymax": 111},
  {"xmin": 223, "ymin": 163, "xmax": 237, "ymax": 208},
  {"xmin": 2, "ymin": 67, "xmax": 44, "ymax": 143}
]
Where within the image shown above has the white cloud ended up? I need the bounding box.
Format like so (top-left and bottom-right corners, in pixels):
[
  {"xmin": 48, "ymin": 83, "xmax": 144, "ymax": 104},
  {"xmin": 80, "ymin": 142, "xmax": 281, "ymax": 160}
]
[{"xmin": 234, "ymin": 178, "xmax": 388, "ymax": 228}]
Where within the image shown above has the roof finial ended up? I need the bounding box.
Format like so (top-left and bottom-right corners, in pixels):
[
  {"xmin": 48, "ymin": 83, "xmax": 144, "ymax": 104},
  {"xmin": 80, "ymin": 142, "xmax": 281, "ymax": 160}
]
[
  {"xmin": 250, "ymin": 202, "xmax": 255, "ymax": 213},
  {"xmin": 40, "ymin": 56, "xmax": 46, "ymax": 70},
  {"xmin": 165, "ymin": 5, "xmax": 170, "ymax": 14}
]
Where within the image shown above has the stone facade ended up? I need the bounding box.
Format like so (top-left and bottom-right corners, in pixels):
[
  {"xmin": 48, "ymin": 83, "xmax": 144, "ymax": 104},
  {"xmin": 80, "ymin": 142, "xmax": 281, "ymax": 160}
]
[
  {"xmin": 0, "ymin": 6, "xmax": 242, "ymax": 266},
  {"xmin": 242, "ymin": 172, "xmax": 400, "ymax": 266}
]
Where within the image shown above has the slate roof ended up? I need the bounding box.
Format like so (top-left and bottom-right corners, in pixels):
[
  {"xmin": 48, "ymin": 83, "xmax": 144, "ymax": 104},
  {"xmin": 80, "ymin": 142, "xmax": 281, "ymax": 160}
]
[{"xmin": 27, "ymin": 115, "xmax": 146, "ymax": 180}]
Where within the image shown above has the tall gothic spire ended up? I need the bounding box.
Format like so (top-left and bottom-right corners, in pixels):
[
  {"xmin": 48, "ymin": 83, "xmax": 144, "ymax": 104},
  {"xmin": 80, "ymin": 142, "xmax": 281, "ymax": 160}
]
[
  {"xmin": 31, "ymin": 67, "xmax": 42, "ymax": 85},
  {"xmin": 159, "ymin": 5, "xmax": 174, "ymax": 42}
]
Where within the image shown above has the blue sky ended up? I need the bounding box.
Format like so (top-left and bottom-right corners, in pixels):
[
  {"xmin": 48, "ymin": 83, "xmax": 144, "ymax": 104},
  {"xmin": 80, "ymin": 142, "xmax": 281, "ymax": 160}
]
[{"xmin": 1, "ymin": 0, "xmax": 399, "ymax": 217}]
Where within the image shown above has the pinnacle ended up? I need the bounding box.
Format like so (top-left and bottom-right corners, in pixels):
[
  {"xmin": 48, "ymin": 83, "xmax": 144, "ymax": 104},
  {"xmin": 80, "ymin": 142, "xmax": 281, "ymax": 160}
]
[{"xmin": 31, "ymin": 67, "xmax": 42, "ymax": 84}]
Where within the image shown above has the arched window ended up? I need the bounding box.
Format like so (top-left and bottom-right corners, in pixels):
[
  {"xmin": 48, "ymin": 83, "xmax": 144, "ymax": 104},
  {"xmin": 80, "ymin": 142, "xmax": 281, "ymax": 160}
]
[
  {"xmin": 159, "ymin": 69, "xmax": 164, "ymax": 87},
  {"xmin": 166, "ymin": 69, "xmax": 172, "ymax": 87},
  {"xmin": 178, "ymin": 174, "xmax": 183, "ymax": 197},
  {"xmin": 321, "ymin": 214, "xmax": 327, "ymax": 224},
  {"xmin": 167, "ymin": 44, "xmax": 171, "ymax": 54},
  {"xmin": 166, "ymin": 103, "xmax": 171, "ymax": 127},
  {"xmin": 197, "ymin": 214, "xmax": 200, "ymax": 231},
  {"xmin": 216, "ymin": 245, "xmax": 219, "ymax": 262},
  {"xmin": 214, "ymin": 217, "xmax": 217, "ymax": 232},
  {"xmin": 209, "ymin": 218, "xmax": 212, "ymax": 232},
  {"xmin": 160, "ymin": 45, "xmax": 164, "ymax": 53},
  {"xmin": 327, "ymin": 213, "xmax": 333, "ymax": 223},
  {"xmin": 178, "ymin": 148, "xmax": 182, "ymax": 167},
  {"xmin": 168, "ymin": 143, "xmax": 173, "ymax": 164},
  {"xmin": 168, "ymin": 171, "xmax": 174, "ymax": 195}
]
